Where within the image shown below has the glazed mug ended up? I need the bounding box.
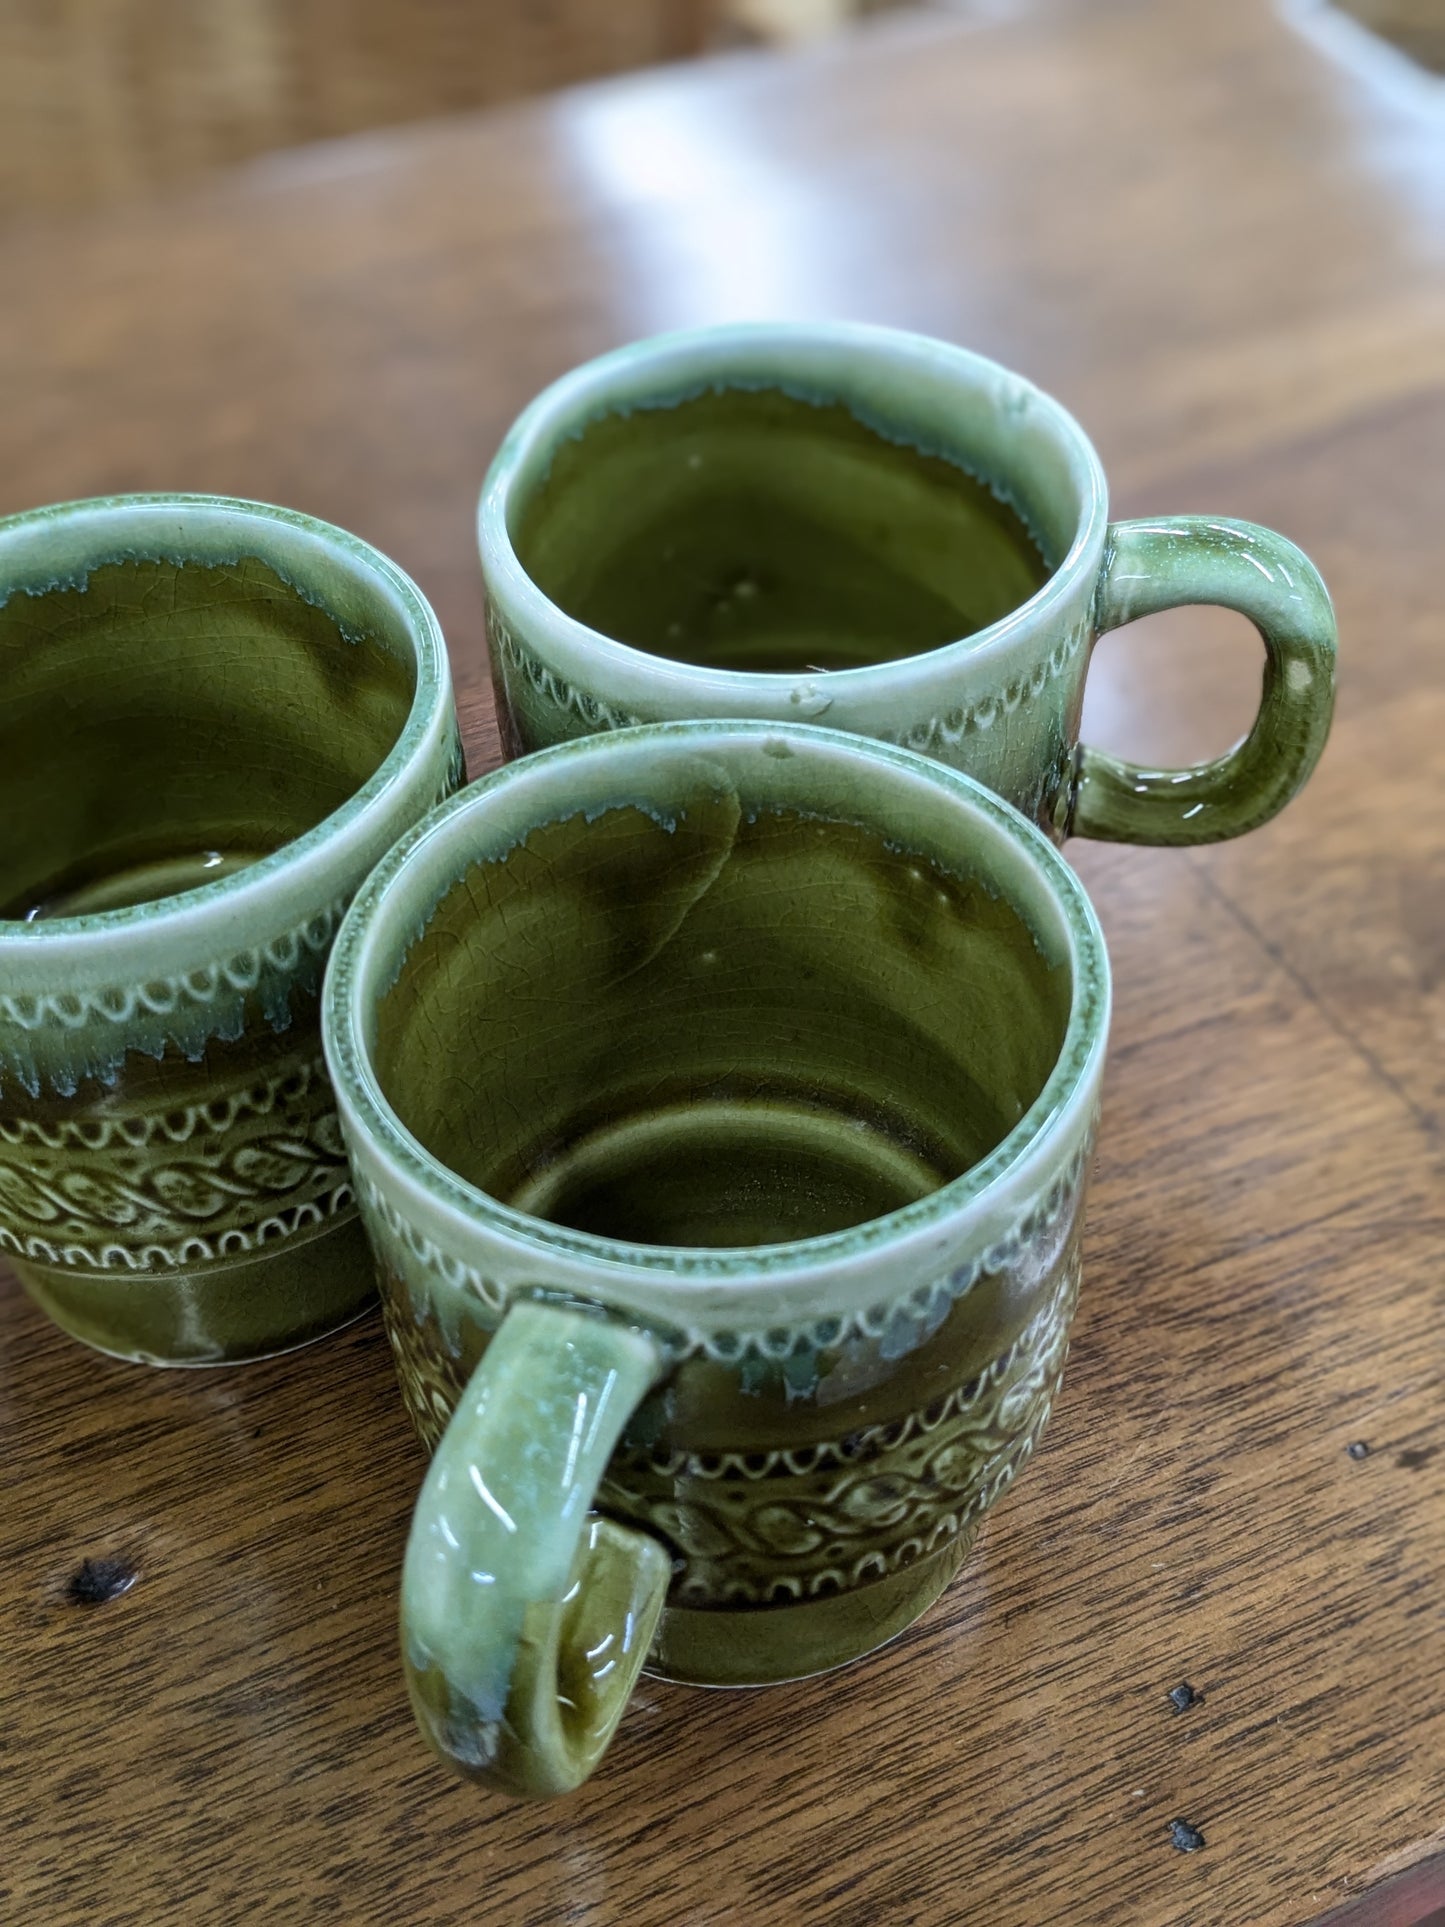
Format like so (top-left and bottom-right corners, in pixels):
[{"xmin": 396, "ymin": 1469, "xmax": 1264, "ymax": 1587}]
[
  {"xmin": 480, "ymin": 321, "xmax": 1335, "ymax": 843},
  {"xmin": 323, "ymin": 720, "xmax": 1109, "ymax": 1798},
  {"xmin": 0, "ymin": 494, "xmax": 462, "ymax": 1364}
]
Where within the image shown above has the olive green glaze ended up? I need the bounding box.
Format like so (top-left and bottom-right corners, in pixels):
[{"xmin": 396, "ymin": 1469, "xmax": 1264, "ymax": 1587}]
[
  {"xmin": 480, "ymin": 322, "xmax": 1336, "ymax": 844},
  {"xmin": 0, "ymin": 495, "xmax": 462, "ymax": 1364},
  {"xmin": 323, "ymin": 721, "xmax": 1109, "ymax": 1798},
  {"xmin": 513, "ymin": 387, "xmax": 1049, "ymax": 672},
  {"xmin": 0, "ymin": 557, "xmax": 414, "ymax": 922},
  {"xmin": 372, "ymin": 802, "xmax": 1069, "ymax": 1240},
  {"xmin": 1068, "ymin": 517, "xmax": 1335, "ymax": 843}
]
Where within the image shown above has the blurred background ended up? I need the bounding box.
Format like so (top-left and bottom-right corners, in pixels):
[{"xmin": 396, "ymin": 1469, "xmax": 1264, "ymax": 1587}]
[{"xmin": 2, "ymin": 0, "xmax": 1437, "ymax": 226}]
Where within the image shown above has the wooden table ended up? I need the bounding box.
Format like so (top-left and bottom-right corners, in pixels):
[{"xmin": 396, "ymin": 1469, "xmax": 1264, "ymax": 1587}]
[{"xmin": 2, "ymin": 1, "xmax": 1441, "ymax": 1921}]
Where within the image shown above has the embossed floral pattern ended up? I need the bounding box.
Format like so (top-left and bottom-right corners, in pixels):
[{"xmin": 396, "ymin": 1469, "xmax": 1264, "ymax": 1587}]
[
  {"xmin": 605, "ymin": 1252, "xmax": 1080, "ymax": 1606},
  {"xmin": 379, "ymin": 1233, "xmax": 1082, "ymax": 1611},
  {"xmin": 381, "ymin": 1274, "xmax": 461, "ymax": 1452},
  {"xmin": 0, "ymin": 1051, "xmax": 352, "ymax": 1272},
  {"xmin": 0, "ymin": 491, "xmax": 462, "ymax": 1362}
]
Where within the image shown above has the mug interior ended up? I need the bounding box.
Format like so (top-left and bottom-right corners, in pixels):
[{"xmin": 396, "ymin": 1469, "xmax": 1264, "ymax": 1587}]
[
  {"xmin": 496, "ymin": 326, "xmax": 1098, "ymax": 679},
  {"xmin": 363, "ymin": 728, "xmax": 1079, "ymax": 1253},
  {"xmin": 0, "ymin": 521, "xmax": 417, "ymax": 922}
]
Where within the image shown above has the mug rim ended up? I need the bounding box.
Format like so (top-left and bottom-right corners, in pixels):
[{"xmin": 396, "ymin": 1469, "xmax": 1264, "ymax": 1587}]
[
  {"xmin": 323, "ymin": 720, "xmax": 1110, "ymax": 1288},
  {"xmin": 478, "ymin": 320, "xmax": 1110, "ymax": 706},
  {"xmin": 0, "ymin": 492, "xmax": 453, "ymax": 961}
]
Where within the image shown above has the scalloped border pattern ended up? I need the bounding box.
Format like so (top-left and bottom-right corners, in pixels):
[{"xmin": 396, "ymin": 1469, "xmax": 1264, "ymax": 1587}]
[{"xmin": 357, "ymin": 1133, "xmax": 1090, "ymax": 1363}]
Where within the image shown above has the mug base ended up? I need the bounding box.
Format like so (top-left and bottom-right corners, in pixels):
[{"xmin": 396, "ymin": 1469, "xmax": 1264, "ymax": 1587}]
[
  {"xmin": 11, "ymin": 1209, "xmax": 377, "ymax": 1366},
  {"xmin": 643, "ymin": 1529, "xmax": 976, "ymax": 1688}
]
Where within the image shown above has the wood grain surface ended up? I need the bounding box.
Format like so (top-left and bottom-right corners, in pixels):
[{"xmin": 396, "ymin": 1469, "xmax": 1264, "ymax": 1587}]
[
  {"xmin": 0, "ymin": 0, "xmax": 722, "ymax": 222},
  {"xmin": 1, "ymin": 1, "xmax": 1441, "ymax": 1922}
]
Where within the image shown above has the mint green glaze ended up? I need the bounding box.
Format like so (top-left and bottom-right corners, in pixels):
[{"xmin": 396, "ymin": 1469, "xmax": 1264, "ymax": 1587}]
[
  {"xmin": 479, "ymin": 322, "xmax": 1335, "ymax": 845},
  {"xmin": 324, "ymin": 721, "xmax": 1111, "ymax": 1798},
  {"xmin": 403, "ymin": 1300, "xmax": 670, "ymax": 1798},
  {"xmin": 0, "ymin": 495, "xmax": 463, "ymax": 1364}
]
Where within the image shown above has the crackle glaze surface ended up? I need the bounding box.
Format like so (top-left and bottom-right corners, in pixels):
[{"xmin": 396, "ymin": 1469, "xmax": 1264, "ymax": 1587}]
[
  {"xmin": 0, "ymin": 495, "xmax": 461, "ymax": 1363},
  {"xmin": 481, "ymin": 323, "xmax": 1336, "ymax": 846},
  {"xmin": 382, "ymin": 1203, "xmax": 1084, "ymax": 1623},
  {"xmin": 325, "ymin": 721, "xmax": 1109, "ymax": 1793}
]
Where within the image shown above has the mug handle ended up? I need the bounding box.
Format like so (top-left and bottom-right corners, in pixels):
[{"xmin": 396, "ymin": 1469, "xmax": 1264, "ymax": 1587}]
[
  {"xmin": 401, "ymin": 1298, "xmax": 671, "ymax": 1799},
  {"xmin": 1060, "ymin": 517, "xmax": 1336, "ymax": 844}
]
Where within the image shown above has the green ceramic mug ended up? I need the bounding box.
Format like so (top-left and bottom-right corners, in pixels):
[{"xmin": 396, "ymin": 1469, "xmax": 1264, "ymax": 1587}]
[
  {"xmin": 323, "ymin": 719, "xmax": 1109, "ymax": 1798},
  {"xmin": 480, "ymin": 321, "xmax": 1335, "ymax": 843},
  {"xmin": 0, "ymin": 494, "xmax": 463, "ymax": 1364}
]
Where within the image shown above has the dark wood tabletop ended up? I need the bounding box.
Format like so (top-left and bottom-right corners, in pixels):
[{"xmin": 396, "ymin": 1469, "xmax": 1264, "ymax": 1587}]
[{"xmin": 2, "ymin": 1, "xmax": 1442, "ymax": 1922}]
